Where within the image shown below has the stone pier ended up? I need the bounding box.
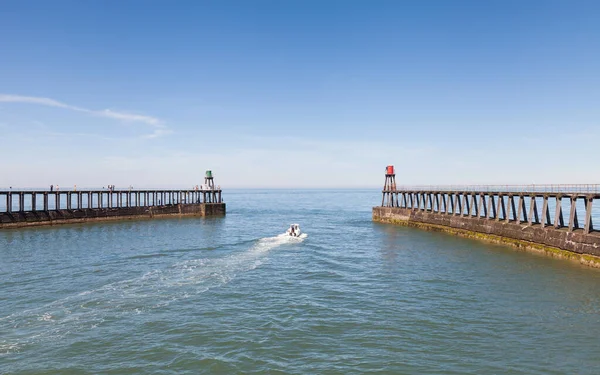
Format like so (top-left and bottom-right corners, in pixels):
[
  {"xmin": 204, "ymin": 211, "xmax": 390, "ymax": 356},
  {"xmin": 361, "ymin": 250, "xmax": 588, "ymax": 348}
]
[{"xmin": 373, "ymin": 175, "xmax": 600, "ymax": 266}]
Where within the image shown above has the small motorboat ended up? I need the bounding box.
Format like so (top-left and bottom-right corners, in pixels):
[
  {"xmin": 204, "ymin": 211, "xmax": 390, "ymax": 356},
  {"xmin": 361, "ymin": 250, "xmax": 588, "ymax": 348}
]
[{"xmin": 286, "ymin": 223, "xmax": 301, "ymax": 237}]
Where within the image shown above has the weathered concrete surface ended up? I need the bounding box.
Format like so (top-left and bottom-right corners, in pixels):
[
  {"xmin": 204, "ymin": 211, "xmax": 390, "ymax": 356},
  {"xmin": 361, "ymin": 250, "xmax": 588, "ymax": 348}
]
[
  {"xmin": 373, "ymin": 207, "xmax": 600, "ymax": 267},
  {"xmin": 0, "ymin": 203, "xmax": 226, "ymax": 229}
]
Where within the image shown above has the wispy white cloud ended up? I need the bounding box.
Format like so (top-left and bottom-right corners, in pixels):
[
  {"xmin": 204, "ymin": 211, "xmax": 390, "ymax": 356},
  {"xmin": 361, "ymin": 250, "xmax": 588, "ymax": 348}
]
[
  {"xmin": 143, "ymin": 126, "xmax": 173, "ymax": 139},
  {"xmin": 94, "ymin": 109, "xmax": 160, "ymax": 125},
  {"xmin": 0, "ymin": 94, "xmax": 73, "ymax": 109},
  {"xmin": 0, "ymin": 94, "xmax": 164, "ymax": 130}
]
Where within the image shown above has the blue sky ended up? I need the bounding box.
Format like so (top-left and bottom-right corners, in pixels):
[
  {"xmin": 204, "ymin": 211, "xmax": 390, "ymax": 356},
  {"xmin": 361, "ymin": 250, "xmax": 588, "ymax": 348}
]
[{"xmin": 1, "ymin": 0, "xmax": 599, "ymax": 188}]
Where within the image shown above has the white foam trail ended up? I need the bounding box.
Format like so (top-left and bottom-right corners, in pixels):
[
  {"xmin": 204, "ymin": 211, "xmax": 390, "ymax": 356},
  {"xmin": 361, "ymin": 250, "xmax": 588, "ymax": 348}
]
[
  {"xmin": 276, "ymin": 233, "xmax": 308, "ymax": 241},
  {"xmin": 0, "ymin": 234, "xmax": 306, "ymax": 355}
]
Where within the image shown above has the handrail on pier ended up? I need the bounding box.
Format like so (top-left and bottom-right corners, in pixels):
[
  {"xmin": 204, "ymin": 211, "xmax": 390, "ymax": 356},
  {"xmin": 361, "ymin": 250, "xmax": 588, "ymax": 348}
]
[
  {"xmin": 381, "ymin": 189, "xmax": 598, "ymax": 234},
  {"xmin": 390, "ymin": 184, "xmax": 600, "ymax": 194},
  {"xmin": 0, "ymin": 188, "xmax": 224, "ymax": 214}
]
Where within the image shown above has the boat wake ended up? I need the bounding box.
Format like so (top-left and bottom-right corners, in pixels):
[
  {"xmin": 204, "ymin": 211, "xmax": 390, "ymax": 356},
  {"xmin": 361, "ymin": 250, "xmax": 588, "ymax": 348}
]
[
  {"xmin": 0, "ymin": 234, "xmax": 305, "ymax": 355},
  {"xmin": 278, "ymin": 232, "xmax": 308, "ymax": 240}
]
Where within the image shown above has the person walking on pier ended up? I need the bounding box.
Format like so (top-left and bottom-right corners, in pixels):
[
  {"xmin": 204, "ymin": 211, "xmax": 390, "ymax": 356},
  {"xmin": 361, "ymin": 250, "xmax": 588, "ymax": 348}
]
[{"xmin": 50, "ymin": 185, "xmax": 53, "ymax": 192}]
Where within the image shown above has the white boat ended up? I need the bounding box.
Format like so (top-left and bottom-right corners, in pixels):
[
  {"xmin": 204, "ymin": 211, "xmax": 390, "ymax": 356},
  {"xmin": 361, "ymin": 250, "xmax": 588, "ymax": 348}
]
[{"xmin": 286, "ymin": 223, "xmax": 301, "ymax": 237}]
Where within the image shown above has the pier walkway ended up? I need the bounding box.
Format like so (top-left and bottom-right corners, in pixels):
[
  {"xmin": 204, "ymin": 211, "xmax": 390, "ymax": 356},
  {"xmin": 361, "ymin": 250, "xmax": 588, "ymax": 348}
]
[
  {"xmin": 0, "ymin": 188, "xmax": 225, "ymax": 229},
  {"xmin": 381, "ymin": 184, "xmax": 598, "ymax": 234},
  {"xmin": 373, "ymin": 166, "xmax": 600, "ymax": 267},
  {"xmin": 0, "ymin": 188, "xmax": 222, "ymax": 213}
]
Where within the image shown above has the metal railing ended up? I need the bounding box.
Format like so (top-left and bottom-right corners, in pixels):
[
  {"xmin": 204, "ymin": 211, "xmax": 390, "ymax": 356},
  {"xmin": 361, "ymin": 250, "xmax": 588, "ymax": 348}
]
[
  {"xmin": 0, "ymin": 188, "xmax": 223, "ymax": 213},
  {"xmin": 391, "ymin": 184, "xmax": 600, "ymax": 194}
]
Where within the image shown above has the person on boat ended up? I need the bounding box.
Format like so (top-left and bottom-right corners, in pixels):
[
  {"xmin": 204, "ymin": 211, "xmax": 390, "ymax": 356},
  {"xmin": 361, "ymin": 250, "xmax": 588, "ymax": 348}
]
[{"xmin": 290, "ymin": 225, "xmax": 295, "ymax": 236}]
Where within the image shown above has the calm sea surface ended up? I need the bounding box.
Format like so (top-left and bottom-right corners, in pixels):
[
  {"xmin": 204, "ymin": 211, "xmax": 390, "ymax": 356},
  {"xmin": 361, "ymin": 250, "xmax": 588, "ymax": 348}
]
[{"xmin": 1, "ymin": 189, "xmax": 600, "ymax": 374}]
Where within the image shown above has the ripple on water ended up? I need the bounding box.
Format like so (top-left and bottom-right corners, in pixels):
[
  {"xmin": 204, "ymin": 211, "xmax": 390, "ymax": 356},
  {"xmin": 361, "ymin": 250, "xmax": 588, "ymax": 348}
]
[{"xmin": 2, "ymin": 190, "xmax": 600, "ymax": 374}]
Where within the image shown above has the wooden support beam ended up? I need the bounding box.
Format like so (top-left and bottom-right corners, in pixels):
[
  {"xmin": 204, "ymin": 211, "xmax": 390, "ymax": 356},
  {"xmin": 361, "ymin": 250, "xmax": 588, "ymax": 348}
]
[
  {"xmin": 541, "ymin": 196, "xmax": 550, "ymax": 227},
  {"xmin": 472, "ymin": 194, "xmax": 479, "ymax": 217},
  {"xmin": 522, "ymin": 196, "xmax": 528, "ymax": 223},
  {"xmin": 584, "ymin": 197, "xmax": 594, "ymax": 234},
  {"xmin": 554, "ymin": 196, "xmax": 564, "ymax": 229},
  {"xmin": 467, "ymin": 194, "xmax": 473, "ymax": 216},
  {"xmin": 528, "ymin": 196, "xmax": 539, "ymax": 225},
  {"xmin": 516, "ymin": 196, "xmax": 523, "ymax": 224},
  {"xmin": 479, "ymin": 194, "xmax": 487, "ymax": 218},
  {"xmin": 505, "ymin": 196, "xmax": 512, "ymax": 222},
  {"xmin": 44, "ymin": 193, "xmax": 49, "ymax": 211},
  {"xmin": 456, "ymin": 194, "xmax": 460, "ymax": 215},
  {"xmin": 516, "ymin": 195, "xmax": 527, "ymax": 224},
  {"xmin": 568, "ymin": 196, "xmax": 579, "ymax": 232},
  {"xmin": 441, "ymin": 194, "xmax": 447, "ymax": 214},
  {"xmin": 510, "ymin": 196, "xmax": 517, "ymax": 222}
]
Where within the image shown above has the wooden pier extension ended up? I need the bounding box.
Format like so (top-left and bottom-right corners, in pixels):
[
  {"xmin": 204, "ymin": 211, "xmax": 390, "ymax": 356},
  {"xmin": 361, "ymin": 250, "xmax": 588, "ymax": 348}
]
[
  {"xmin": 0, "ymin": 188, "xmax": 225, "ymax": 229},
  {"xmin": 373, "ymin": 167, "xmax": 600, "ymax": 267}
]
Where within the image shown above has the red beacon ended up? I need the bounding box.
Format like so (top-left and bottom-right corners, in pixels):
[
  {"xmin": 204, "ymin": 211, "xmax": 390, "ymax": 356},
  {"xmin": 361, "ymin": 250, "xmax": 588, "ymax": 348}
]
[{"xmin": 382, "ymin": 165, "xmax": 397, "ymax": 206}]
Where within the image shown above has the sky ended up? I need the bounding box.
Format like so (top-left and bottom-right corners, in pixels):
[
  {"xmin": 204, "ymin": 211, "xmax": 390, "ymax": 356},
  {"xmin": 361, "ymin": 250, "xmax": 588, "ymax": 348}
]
[{"xmin": 0, "ymin": 0, "xmax": 599, "ymax": 189}]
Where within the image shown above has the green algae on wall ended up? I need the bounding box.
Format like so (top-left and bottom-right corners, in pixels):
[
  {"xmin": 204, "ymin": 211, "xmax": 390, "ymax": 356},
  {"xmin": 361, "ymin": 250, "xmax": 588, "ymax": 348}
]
[{"xmin": 373, "ymin": 213, "xmax": 600, "ymax": 269}]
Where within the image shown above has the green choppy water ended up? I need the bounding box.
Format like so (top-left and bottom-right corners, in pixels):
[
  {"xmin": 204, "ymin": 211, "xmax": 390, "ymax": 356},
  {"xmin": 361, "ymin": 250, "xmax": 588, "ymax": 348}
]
[{"xmin": 1, "ymin": 189, "xmax": 600, "ymax": 374}]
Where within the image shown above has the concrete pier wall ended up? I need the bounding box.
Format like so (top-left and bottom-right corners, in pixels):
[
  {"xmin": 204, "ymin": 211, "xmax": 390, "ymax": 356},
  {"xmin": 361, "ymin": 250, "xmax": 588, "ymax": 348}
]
[
  {"xmin": 373, "ymin": 206, "xmax": 600, "ymax": 257},
  {"xmin": 0, "ymin": 203, "xmax": 226, "ymax": 229},
  {"xmin": 373, "ymin": 186, "xmax": 600, "ymax": 266}
]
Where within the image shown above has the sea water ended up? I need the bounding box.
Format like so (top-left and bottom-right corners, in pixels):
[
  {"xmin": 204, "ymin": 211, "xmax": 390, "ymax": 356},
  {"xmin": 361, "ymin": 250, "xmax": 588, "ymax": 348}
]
[{"xmin": 1, "ymin": 189, "xmax": 600, "ymax": 374}]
